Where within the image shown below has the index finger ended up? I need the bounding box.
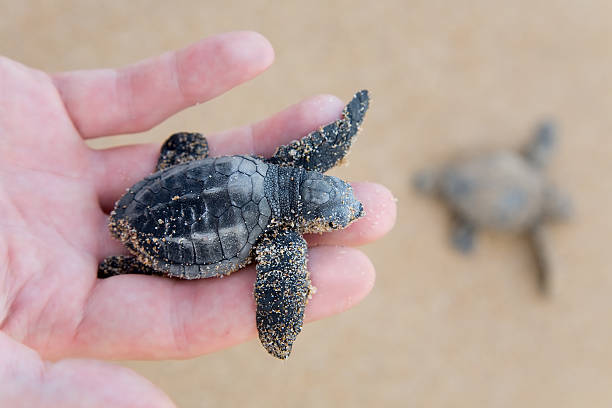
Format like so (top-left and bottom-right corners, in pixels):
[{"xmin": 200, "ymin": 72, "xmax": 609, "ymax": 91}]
[{"xmin": 52, "ymin": 31, "xmax": 274, "ymax": 139}]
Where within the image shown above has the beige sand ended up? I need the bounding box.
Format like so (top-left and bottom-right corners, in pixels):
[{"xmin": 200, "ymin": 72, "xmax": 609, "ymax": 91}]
[{"xmin": 3, "ymin": 1, "xmax": 612, "ymax": 406}]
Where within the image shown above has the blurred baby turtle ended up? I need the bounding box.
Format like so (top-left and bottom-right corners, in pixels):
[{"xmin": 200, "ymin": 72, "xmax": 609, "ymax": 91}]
[
  {"xmin": 414, "ymin": 122, "xmax": 571, "ymax": 293},
  {"xmin": 99, "ymin": 90, "xmax": 370, "ymax": 359}
]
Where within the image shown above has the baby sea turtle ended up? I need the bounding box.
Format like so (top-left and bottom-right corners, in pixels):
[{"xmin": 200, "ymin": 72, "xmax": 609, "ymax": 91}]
[
  {"xmin": 414, "ymin": 122, "xmax": 571, "ymax": 293},
  {"xmin": 99, "ymin": 90, "xmax": 370, "ymax": 359}
]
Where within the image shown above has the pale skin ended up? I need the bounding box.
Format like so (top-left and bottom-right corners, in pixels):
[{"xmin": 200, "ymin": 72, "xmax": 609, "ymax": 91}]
[{"xmin": 0, "ymin": 31, "xmax": 396, "ymax": 407}]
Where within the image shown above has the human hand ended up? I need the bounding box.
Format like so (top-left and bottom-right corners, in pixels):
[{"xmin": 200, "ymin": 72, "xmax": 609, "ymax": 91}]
[{"xmin": 0, "ymin": 31, "xmax": 396, "ymax": 407}]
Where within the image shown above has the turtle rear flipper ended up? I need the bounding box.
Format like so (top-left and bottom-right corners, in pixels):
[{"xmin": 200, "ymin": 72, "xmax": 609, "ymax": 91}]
[
  {"xmin": 267, "ymin": 90, "xmax": 369, "ymax": 172},
  {"xmin": 529, "ymin": 225, "xmax": 552, "ymax": 294},
  {"xmin": 254, "ymin": 229, "xmax": 310, "ymax": 359},
  {"xmin": 156, "ymin": 132, "xmax": 209, "ymax": 171},
  {"xmin": 98, "ymin": 255, "xmax": 162, "ymax": 278}
]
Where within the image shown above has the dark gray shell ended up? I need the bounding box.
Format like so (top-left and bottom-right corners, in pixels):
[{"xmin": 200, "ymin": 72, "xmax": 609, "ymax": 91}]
[
  {"xmin": 439, "ymin": 152, "xmax": 546, "ymax": 231},
  {"xmin": 111, "ymin": 155, "xmax": 272, "ymax": 279}
]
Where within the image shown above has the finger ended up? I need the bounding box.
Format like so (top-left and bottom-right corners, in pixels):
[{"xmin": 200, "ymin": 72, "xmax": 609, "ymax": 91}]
[
  {"xmin": 0, "ymin": 333, "xmax": 175, "ymax": 408},
  {"xmin": 63, "ymin": 246, "xmax": 374, "ymax": 360},
  {"xmin": 91, "ymin": 143, "xmax": 160, "ymax": 212},
  {"xmin": 305, "ymin": 182, "xmax": 397, "ymax": 247},
  {"xmin": 53, "ymin": 31, "xmax": 274, "ymax": 138},
  {"xmin": 209, "ymin": 93, "xmax": 345, "ymax": 157},
  {"xmin": 92, "ymin": 94, "xmax": 345, "ymax": 210}
]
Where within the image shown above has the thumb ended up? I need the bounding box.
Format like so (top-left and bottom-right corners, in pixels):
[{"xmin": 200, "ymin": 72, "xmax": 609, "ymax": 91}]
[{"xmin": 0, "ymin": 332, "xmax": 175, "ymax": 408}]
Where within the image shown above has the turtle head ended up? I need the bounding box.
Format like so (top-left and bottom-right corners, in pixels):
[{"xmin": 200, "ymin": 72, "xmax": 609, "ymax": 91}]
[
  {"xmin": 298, "ymin": 173, "xmax": 363, "ymax": 233},
  {"xmin": 413, "ymin": 168, "xmax": 441, "ymax": 195}
]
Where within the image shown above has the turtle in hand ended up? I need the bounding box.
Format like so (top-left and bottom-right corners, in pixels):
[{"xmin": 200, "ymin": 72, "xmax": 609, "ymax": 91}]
[{"xmin": 99, "ymin": 90, "xmax": 369, "ymax": 358}]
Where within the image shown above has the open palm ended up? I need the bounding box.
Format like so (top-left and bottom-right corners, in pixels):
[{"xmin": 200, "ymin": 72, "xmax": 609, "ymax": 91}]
[{"xmin": 0, "ymin": 32, "xmax": 395, "ymax": 407}]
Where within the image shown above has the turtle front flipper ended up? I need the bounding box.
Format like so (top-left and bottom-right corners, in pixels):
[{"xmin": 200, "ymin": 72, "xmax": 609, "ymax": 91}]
[
  {"xmin": 267, "ymin": 90, "xmax": 369, "ymax": 172},
  {"xmin": 451, "ymin": 215, "xmax": 477, "ymax": 253},
  {"xmin": 254, "ymin": 229, "xmax": 311, "ymax": 359},
  {"xmin": 156, "ymin": 132, "xmax": 209, "ymax": 171},
  {"xmin": 98, "ymin": 255, "xmax": 163, "ymax": 278},
  {"xmin": 523, "ymin": 121, "xmax": 556, "ymax": 169}
]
